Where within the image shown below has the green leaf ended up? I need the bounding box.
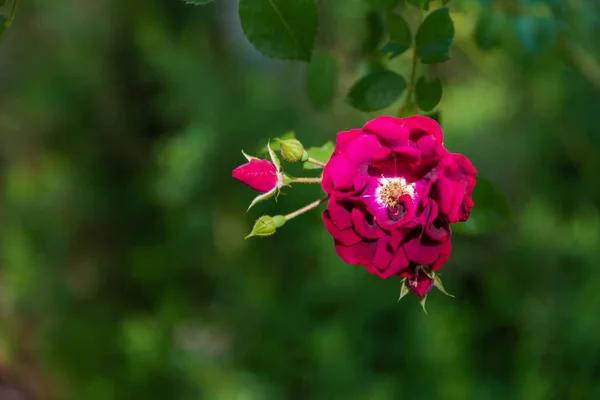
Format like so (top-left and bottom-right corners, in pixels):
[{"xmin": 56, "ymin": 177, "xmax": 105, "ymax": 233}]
[
  {"xmin": 0, "ymin": 1, "xmax": 6, "ymax": 8},
  {"xmin": 0, "ymin": 14, "xmax": 6, "ymax": 35},
  {"xmin": 473, "ymin": 9, "xmax": 506, "ymax": 51},
  {"xmin": 306, "ymin": 52, "xmax": 338, "ymax": 110},
  {"xmin": 514, "ymin": 15, "xmax": 556, "ymax": 53},
  {"xmin": 407, "ymin": 0, "xmax": 431, "ymax": 10},
  {"xmin": 381, "ymin": 12, "xmax": 411, "ymax": 59},
  {"xmin": 415, "ymin": 7, "xmax": 455, "ymax": 64},
  {"xmin": 362, "ymin": 12, "xmax": 385, "ymax": 54},
  {"xmin": 415, "ymin": 76, "xmax": 442, "ymax": 111},
  {"xmin": 304, "ymin": 141, "xmax": 334, "ymax": 170},
  {"xmin": 452, "ymin": 176, "xmax": 512, "ymax": 236},
  {"xmin": 239, "ymin": 0, "xmax": 318, "ymax": 62},
  {"xmin": 346, "ymin": 70, "xmax": 407, "ymax": 112},
  {"xmin": 182, "ymin": 0, "xmax": 213, "ymax": 4}
]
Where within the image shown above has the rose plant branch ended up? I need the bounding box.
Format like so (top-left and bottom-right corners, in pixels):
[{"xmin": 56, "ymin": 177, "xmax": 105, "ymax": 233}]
[
  {"xmin": 284, "ymin": 196, "xmax": 328, "ymax": 221},
  {"xmin": 306, "ymin": 157, "xmax": 326, "ymax": 168},
  {"xmin": 398, "ymin": 6, "xmax": 424, "ymax": 117},
  {"xmin": 289, "ymin": 177, "xmax": 322, "ymax": 184},
  {"xmin": 0, "ymin": 0, "xmax": 20, "ymax": 37}
]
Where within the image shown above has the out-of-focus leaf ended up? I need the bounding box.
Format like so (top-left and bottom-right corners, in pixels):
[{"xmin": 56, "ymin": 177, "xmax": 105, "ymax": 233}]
[
  {"xmin": 381, "ymin": 12, "xmax": 411, "ymax": 59},
  {"xmin": 258, "ymin": 131, "xmax": 296, "ymax": 156},
  {"xmin": 407, "ymin": 0, "xmax": 432, "ymax": 10},
  {"xmin": 415, "ymin": 7, "xmax": 455, "ymax": 64},
  {"xmin": 239, "ymin": 0, "xmax": 318, "ymax": 62},
  {"xmin": 452, "ymin": 177, "xmax": 512, "ymax": 236},
  {"xmin": 363, "ymin": 12, "xmax": 385, "ymax": 53},
  {"xmin": 307, "ymin": 52, "xmax": 338, "ymax": 110},
  {"xmin": 513, "ymin": 14, "xmax": 556, "ymax": 53},
  {"xmin": 0, "ymin": 14, "xmax": 7, "ymax": 35},
  {"xmin": 364, "ymin": 0, "xmax": 400, "ymax": 10},
  {"xmin": 304, "ymin": 141, "xmax": 334, "ymax": 169},
  {"xmin": 474, "ymin": 9, "xmax": 506, "ymax": 51},
  {"xmin": 415, "ymin": 76, "xmax": 442, "ymax": 111},
  {"xmin": 182, "ymin": 0, "xmax": 213, "ymax": 5},
  {"xmin": 346, "ymin": 70, "xmax": 407, "ymax": 112}
]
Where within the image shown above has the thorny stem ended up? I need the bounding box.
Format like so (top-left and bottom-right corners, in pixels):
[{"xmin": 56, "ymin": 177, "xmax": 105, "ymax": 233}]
[
  {"xmin": 290, "ymin": 177, "xmax": 322, "ymax": 184},
  {"xmin": 398, "ymin": 6, "xmax": 424, "ymax": 117},
  {"xmin": 0, "ymin": 0, "xmax": 20, "ymax": 34},
  {"xmin": 306, "ymin": 157, "xmax": 327, "ymax": 168},
  {"xmin": 284, "ymin": 197, "xmax": 328, "ymax": 221}
]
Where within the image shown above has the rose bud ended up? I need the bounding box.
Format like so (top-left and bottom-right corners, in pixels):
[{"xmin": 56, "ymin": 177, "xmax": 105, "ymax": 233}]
[
  {"xmin": 275, "ymin": 138, "xmax": 309, "ymax": 162},
  {"xmin": 232, "ymin": 158, "xmax": 279, "ymax": 193}
]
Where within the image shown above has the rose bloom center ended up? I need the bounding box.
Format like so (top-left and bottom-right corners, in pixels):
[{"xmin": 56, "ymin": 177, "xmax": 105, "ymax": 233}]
[{"xmin": 375, "ymin": 177, "xmax": 416, "ymax": 208}]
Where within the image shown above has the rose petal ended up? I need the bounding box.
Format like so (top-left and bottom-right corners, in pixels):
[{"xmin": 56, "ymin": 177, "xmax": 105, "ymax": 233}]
[
  {"xmin": 328, "ymin": 197, "xmax": 353, "ymax": 230},
  {"xmin": 351, "ymin": 207, "xmax": 384, "ymax": 239},
  {"xmin": 367, "ymin": 237, "xmax": 395, "ymax": 278},
  {"xmin": 363, "ymin": 116, "xmax": 410, "ymax": 145},
  {"xmin": 334, "ymin": 129, "xmax": 364, "ymax": 154},
  {"xmin": 335, "ymin": 240, "xmax": 377, "ymax": 265},
  {"xmin": 404, "ymin": 115, "xmax": 444, "ymax": 144},
  {"xmin": 323, "ymin": 211, "xmax": 362, "ymax": 246},
  {"xmin": 406, "ymin": 268, "xmax": 435, "ymax": 297},
  {"xmin": 345, "ymin": 134, "xmax": 385, "ymax": 164},
  {"xmin": 387, "ymin": 246, "xmax": 410, "ymax": 277},
  {"xmin": 431, "ymin": 241, "xmax": 452, "ymax": 271},
  {"xmin": 435, "ymin": 153, "xmax": 477, "ymax": 223},
  {"xmin": 327, "ymin": 155, "xmax": 359, "ymax": 191}
]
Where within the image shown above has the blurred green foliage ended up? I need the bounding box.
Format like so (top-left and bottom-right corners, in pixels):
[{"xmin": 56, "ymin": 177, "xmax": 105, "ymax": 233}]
[{"xmin": 1, "ymin": 0, "xmax": 600, "ymax": 399}]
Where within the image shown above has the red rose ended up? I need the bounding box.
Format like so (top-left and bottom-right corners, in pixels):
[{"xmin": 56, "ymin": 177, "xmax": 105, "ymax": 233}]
[
  {"xmin": 232, "ymin": 158, "xmax": 279, "ymax": 193},
  {"xmin": 321, "ymin": 116, "xmax": 476, "ymax": 296}
]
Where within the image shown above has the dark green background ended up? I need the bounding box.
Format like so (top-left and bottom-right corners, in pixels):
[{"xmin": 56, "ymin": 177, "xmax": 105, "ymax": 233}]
[{"xmin": 1, "ymin": 0, "xmax": 600, "ymax": 399}]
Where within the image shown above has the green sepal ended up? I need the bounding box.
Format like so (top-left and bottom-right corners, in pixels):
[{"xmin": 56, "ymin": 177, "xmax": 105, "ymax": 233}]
[
  {"xmin": 419, "ymin": 294, "xmax": 428, "ymax": 315},
  {"xmin": 433, "ymin": 273, "xmax": 455, "ymax": 298},
  {"xmin": 398, "ymin": 278, "xmax": 410, "ymax": 302},
  {"xmin": 246, "ymin": 187, "xmax": 279, "ymax": 211}
]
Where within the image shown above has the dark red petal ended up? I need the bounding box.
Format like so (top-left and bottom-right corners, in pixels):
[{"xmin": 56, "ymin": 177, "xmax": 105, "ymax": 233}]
[
  {"xmin": 386, "ymin": 246, "xmax": 410, "ymax": 277},
  {"xmin": 407, "ymin": 268, "xmax": 435, "ymax": 297},
  {"xmin": 436, "ymin": 153, "xmax": 477, "ymax": 223},
  {"xmin": 323, "ymin": 211, "xmax": 362, "ymax": 246},
  {"xmin": 351, "ymin": 208, "xmax": 384, "ymax": 239},
  {"xmin": 431, "ymin": 241, "xmax": 452, "ymax": 271},
  {"xmin": 334, "ymin": 240, "xmax": 377, "ymax": 265},
  {"xmin": 328, "ymin": 197, "xmax": 353, "ymax": 231},
  {"xmin": 368, "ymin": 237, "xmax": 395, "ymax": 277}
]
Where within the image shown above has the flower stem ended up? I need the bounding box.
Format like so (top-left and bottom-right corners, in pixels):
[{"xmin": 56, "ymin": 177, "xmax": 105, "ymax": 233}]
[
  {"xmin": 284, "ymin": 197, "xmax": 328, "ymax": 221},
  {"xmin": 290, "ymin": 177, "xmax": 322, "ymax": 184},
  {"xmin": 398, "ymin": 7, "xmax": 424, "ymax": 117},
  {"xmin": 305, "ymin": 157, "xmax": 327, "ymax": 168}
]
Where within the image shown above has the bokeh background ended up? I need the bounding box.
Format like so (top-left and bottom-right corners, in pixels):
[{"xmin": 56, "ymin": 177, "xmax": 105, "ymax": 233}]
[{"xmin": 1, "ymin": 0, "xmax": 600, "ymax": 399}]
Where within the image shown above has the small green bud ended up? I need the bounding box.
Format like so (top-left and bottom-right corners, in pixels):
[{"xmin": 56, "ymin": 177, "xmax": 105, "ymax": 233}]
[
  {"xmin": 276, "ymin": 138, "xmax": 308, "ymax": 162},
  {"xmin": 245, "ymin": 215, "xmax": 286, "ymax": 239}
]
